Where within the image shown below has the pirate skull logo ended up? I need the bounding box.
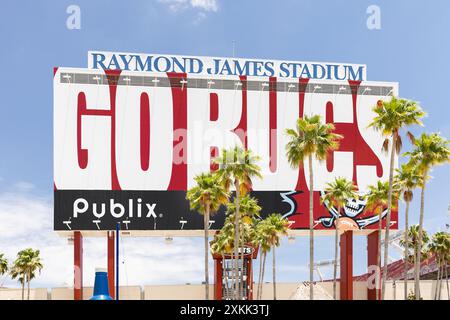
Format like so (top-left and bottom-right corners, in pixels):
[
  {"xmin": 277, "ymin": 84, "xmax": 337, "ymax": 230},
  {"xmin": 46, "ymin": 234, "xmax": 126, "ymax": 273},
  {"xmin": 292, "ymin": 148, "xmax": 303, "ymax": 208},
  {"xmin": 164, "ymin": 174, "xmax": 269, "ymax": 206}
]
[
  {"xmin": 279, "ymin": 190, "xmax": 389, "ymax": 230},
  {"xmin": 319, "ymin": 191, "xmax": 387, "ymax": 229},
  {"xmin": 342, "ymin": 196, "xmax": 366, "ymax": 218}
]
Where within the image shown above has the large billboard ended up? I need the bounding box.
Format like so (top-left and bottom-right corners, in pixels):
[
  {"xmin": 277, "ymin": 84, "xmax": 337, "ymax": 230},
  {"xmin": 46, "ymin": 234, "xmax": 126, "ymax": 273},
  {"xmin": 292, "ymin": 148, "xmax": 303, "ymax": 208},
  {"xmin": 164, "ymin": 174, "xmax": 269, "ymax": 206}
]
[{"xmin": 53, "ymin": 62, "xmax": 398, "ymax": 233}]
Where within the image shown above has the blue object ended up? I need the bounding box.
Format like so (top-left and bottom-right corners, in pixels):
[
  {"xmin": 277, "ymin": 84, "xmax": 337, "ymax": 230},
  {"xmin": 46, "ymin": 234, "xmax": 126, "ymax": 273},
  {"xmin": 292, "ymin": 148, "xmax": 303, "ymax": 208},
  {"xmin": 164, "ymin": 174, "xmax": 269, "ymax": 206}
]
[{"xmin": 90, "ymin": 269, "xmax": 113, "ymax": 300}]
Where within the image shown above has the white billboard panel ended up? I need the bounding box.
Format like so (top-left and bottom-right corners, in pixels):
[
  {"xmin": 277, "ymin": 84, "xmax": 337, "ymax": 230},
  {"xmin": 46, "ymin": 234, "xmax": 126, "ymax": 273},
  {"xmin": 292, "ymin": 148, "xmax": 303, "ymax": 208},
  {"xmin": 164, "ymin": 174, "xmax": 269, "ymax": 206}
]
[{"xmin": 53, "ymin": 67, "xmax": 398, "ymax": 233}]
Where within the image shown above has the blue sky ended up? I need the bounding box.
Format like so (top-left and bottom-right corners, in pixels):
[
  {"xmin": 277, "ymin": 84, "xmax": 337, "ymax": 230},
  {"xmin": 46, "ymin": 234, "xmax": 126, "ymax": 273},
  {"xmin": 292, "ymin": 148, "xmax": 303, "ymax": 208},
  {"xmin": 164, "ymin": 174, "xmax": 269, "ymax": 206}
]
[{"xmin": 0, "ymin": 0, "xmax": 449, "ymax": 289}]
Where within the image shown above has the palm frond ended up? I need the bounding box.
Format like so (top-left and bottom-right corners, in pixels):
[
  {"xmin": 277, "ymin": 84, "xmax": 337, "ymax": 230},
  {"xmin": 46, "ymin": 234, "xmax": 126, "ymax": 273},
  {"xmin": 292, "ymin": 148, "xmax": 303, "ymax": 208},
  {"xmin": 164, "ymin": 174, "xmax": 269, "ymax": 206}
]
[
  {"xmin": 406, "ymin": 131, "xmax": 416, "ymax": 144},
  {"xmin": 382, "ymin": 138, "xmax": 390, "ymax": 154},
  {"xmin": 285, "ymin": 114, "xmax": 342, "ymax": 168}
]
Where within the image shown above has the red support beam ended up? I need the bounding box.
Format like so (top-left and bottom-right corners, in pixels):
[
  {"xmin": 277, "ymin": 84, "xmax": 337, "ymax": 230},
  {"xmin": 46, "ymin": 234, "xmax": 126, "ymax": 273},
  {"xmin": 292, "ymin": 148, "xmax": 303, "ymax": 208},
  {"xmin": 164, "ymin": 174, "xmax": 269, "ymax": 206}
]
[
  {"xmin": 340, "ymin": 230, "xmax": 353, "ymax": 300},
  {"xmin": 74, "ymin": 231, "xmax": 83, "ymax": 300},
  {"xmin": 212, "ymin": 245, "xmax": 258, "ymax": 300},
  {"xmin": 107, "ymin": 231, "xmax": 115, "ymax": 299},
  {"xmin": 367, "ymin": 230, "xmax": 381, "ymax": 300},
  {"xmin": 214, "ymin": 258, "xmax": 223, "ymax": 300}
]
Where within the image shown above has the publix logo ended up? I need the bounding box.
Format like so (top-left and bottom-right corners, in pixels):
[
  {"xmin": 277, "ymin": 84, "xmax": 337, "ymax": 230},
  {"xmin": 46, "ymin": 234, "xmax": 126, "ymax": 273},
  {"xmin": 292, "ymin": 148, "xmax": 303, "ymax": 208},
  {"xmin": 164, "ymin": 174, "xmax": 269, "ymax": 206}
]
[{"xmin": 73, "ymin": 198, "xmax": 160, "ymax": 220}]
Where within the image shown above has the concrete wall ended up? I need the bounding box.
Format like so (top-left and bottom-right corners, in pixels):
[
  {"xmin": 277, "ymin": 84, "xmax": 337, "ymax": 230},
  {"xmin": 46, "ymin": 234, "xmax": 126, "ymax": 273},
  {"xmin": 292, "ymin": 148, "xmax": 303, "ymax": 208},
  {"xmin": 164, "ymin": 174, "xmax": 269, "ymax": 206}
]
[
  {"xmin": 51, "ymin": 286, "xmax": 142, "ymax": 300},
  {"xmin": 0, "ymin": 288, "xmax": 48, "ymax": 300},
  {"xmin": 0, "ymin": 281, "xmax": 447, "ymax": 300},
  {"xmin": 353, "ymin": 281, "xmax": 368, "ymax": 300},
  {"xmin": 144, "ymin": 284, "xmax": 214, "ymax": 300},
  {"xmin": 384, "ymin": 280, "xmax": 448, "ymax": 300},
  {"xmin": 51, "ymin": 287, "xmax": 74, "ymax": 300}
]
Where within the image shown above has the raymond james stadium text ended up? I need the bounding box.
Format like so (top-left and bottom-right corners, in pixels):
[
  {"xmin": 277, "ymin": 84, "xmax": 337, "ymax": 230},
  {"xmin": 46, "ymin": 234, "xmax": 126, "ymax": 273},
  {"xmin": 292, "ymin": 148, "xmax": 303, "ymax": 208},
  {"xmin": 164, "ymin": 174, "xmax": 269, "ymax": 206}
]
[{"xmin": 88, "ymin": 51, "xmax": 366, "ymax": 81}]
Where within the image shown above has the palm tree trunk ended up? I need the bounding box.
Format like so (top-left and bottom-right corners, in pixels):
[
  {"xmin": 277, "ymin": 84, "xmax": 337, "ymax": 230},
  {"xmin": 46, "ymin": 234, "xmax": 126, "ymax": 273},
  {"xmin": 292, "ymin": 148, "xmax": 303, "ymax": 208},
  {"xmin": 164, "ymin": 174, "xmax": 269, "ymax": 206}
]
[
  {"xmin": 256, "ymin": 257, "xmax": 260, "ymax": 300},
  {"xmin": 439, "ymin": 259, "xmax": 444, "ymax": 300},
  {"xmin": 234, "ymin": 181, "xmax": 241, "ymax": 300},
  {"xmin": 434, "ymin": 257, "xmax": 441, "ymax": 300},
  {"xmin": 414, "ymin": 174, "xmax": 426, "ymax": 300},
  {"xmin": 412, "ymin": 247, "xmax": 416, "ymax": 299},
  {"xmin": 21, "ymin": 281, "xmax": 24, "ymax": 301},
  {"xmin": 257, "ymin": 252, "xmax": 262, "ymax": 300},
  {"xmin": 204, "ymin": 205, "xmax": 210, "ymax": 300},
  {"xmin": 333, "ymin": 214, "xmax": 339, "ymax": 300},
  {"xmin": 445, "ymin": 261, "xmax": 449, "ymax": 300},
  {"xmin": 413, "ymin": 245, "xmax": 416, "ymax": 266},
  {"xmin": 438, "ymin": 262, "xmax": 444, "ymax": 300},
  {"xmin": 258, "ymin": 253, "xmax": 264, "ymax": 300},
  {"xmin": 27, "ymin": 272, "xmax": 30, "ymax": 300},
  {"xmin": 376, "ymin": 208, "xmax": 382, "ymax": 300},
  {"xmin": 403, "ymin": 200, "xmax": 410, "ymax": 300},
  {"xmin": 436, "ymin": 261, "xmax": 441, "ymax": 300},
  {"xmin": 239, "ymin": 219, "xmax": 245, "ymax": 299},
  {"xmin": 259, "ymin": 252, "xmax": 267, "ymax": 300},
  {"xmin": 272, "ymin": 246, "xmax": 276, "ymax": 300},
  {"xmin": 231, "ymin": 250, "xmax": 237, "ymax": 300},
  {"xmin": 382, "ymin": 133, "xmax": 397, "ymax": 300},
  {"xmin": 248, "ymin": 252, "xmax": 253, "ymax": 300},
  {"xmin": 308, "ymin": 154, "xmax": 314, "ymax": 300}
]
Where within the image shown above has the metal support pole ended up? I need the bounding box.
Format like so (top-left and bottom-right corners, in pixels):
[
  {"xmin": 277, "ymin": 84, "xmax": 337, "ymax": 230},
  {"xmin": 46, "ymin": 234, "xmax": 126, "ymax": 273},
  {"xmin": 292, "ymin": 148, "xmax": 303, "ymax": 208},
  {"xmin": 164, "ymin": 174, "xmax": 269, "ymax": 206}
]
[
  {"xmin": 74, "ymin": 231, "xmax": 83, "ymax": 300},
  {"xmin": 116, "ymin": 222, "xmax": 120, "ymax": 300},
  {"xmin": 107, "ymin": 231, "xmax": 115, "ymax": 299},
  {"xmin": 340, "ymin": 231, "xmax": 353, "ymax": 300}
]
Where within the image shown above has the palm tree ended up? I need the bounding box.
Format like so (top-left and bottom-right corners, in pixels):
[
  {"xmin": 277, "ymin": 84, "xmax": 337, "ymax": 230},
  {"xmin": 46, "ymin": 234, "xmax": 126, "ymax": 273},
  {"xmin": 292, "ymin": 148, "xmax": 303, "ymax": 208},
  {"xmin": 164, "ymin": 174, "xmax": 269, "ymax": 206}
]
[
  {"xmin": 226, "ymin": 195, "xmax": 262, "ymax": 223},
  {"xmin": 26, "ymin": 249, "xmax": 43, "ymax": 300},
  {"xmin": 399, "ymin": 225, "xmax": 430, "ymax": 297},
  {"xmin": 394, "ymin": 163, "xmax": 423, "ymax": 299},
  {"xmin": 210, "ymin": 217, "xmax": 235, "ymax": 258},
  {"xmin": 211, "ymin": 211, "xmax": 257, "ymax": 300},
  {"xmin": 9, "ymin": 265, "xmax": 26, "ymax": 300},
  {"xmin": 443, "ymin": 236, "xmax": 450, "ymax": 300},
  {"xmin": 210, "ymin": 217, "xmax": 236, "ymax": 299},
  {"xmin": 0, "ymin": 253, "xmax": 8, "ymax": 288},
  {"xmin": 405, "ymin": 133, "xmax": 449, "ymax": 299},
  {"xmin": 253, "ymin": 214, "xmax": 289, "ymax": 300},
  {"xmin": 444, "ymin": 236, "xmax": 450, "ymax": 300},
  {"xmin": 253, "ymin": 220, "xmax": 271, "ymax": 300},
  {"xmin": 265, "ymin": 214, "xmax": 289, "ymax": 300},
  {"xmin": 227, "ymin": 194, "xmax": 261, "ymax": 299},
  {"xmin": 428, "ymin": 232, "xmax": 450, "ymax": 300},
  {"xmin": 368, "ymin": 96, "xmax": 425, "ymax": 299},
  {"xmin": 11, "ymin": 248, "xmax": 43, "ymax": 300},
  {"xmin": 214, "ymin": 146, "xmax": 262, "ymax": 299},
  {"xmin": 321, "ymin": 177, "xmax": 358, "ymax": 299},
  {"xmin": 286, "ymin": 114, "xmax": 342, "ymax": 299},
  {"xmin": 365, "ymin": 180, "xmax": 390, "ymax": 300},
  {"xmin": 0, "ymin": 253, "xmax": 8, "ymax": 277},
  {"xmin": 399, "ymin": 225, "xmax": 430, "ymax": 263},
  {"xmin": 186, "ymin": 172, "xmax": 229, "ymax": 300}
]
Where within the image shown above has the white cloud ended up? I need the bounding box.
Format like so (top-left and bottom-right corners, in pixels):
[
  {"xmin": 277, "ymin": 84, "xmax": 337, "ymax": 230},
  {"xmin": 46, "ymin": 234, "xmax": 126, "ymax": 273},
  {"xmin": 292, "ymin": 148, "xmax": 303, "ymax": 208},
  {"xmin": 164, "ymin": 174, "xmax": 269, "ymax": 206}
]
[
  {"xmin": 0, "ymin": 189, "xmax": 208, "ymax": 289},
  {"xmin": 193, "ymin": 11, "xmax": 207, "ymax": 24},
  {"xmin": 190, "ymin": 0, "xmax": 218, "ymax": 12},
  {"xmin": 159, "ymin": 0, "xmax": 218, "ymax": 13},
  {"xmin": 159, "ymin": 0, "xmax": 189, "ymax": 12},
  {"xmin": 0, "ymin": 192, "xmax": 49, "ymax": 239}
]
